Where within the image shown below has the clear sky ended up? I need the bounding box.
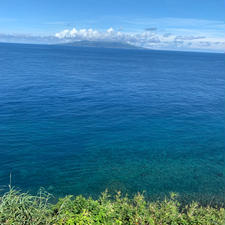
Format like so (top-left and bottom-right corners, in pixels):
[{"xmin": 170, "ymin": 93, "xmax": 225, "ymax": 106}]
[{"xmin": 0, "ymin": 0, "xmax": 225, "ymax": 52}]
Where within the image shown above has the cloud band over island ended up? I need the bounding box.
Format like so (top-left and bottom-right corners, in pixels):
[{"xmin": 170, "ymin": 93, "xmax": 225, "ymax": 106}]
[
  {"xmin": 0, "ymin": 23, "xmax": 224, "ymax": 52},
  {"xmin": 53, "ymin": 26, "xmax": 225, "ymax": 52}
]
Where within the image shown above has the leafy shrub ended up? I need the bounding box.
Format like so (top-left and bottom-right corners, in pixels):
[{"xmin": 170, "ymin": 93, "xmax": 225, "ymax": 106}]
[{"xmin": 0, "ymin": 188, "xmax": 224, "ymax": 224}]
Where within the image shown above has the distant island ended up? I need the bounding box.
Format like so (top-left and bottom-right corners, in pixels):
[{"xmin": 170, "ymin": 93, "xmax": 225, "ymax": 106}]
[{"xmin": 60, "ymin": 40, "xmax": 143, "ymax": 49}]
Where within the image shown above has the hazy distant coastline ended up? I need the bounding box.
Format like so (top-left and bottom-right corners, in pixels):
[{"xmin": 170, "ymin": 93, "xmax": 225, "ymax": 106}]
[{"xmin": 60, "ymin": 40, "xmax": 143, "ymax": 49}]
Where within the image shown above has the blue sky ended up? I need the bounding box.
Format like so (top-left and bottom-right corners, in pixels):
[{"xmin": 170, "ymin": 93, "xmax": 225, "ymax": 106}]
[{"xmin": 0, "ymin": 0, "xmax": 225, "ymax": 52}]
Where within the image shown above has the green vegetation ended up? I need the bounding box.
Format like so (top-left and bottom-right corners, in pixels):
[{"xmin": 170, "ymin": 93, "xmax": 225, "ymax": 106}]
[{"xmin": 0, "ymin": 188, "xmax": 224, "ymax": 225}]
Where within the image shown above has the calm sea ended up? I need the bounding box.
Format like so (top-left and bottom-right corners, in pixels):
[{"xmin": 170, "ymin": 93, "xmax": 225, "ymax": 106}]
[{"xmin": 0, "ymin": 43, "xmax": 224, "ymax": 204}]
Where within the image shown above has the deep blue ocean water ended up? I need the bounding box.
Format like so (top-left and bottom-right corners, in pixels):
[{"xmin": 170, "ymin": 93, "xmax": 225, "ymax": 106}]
[{"xmin": 0, "ymin": 43, "xmax": 225, "ymax": 203}]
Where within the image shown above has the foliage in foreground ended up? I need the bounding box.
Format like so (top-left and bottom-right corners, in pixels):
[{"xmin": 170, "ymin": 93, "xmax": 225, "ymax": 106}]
[{"xmin": 0, "ymin": 188, "xmax": 225, "ymax": 225}]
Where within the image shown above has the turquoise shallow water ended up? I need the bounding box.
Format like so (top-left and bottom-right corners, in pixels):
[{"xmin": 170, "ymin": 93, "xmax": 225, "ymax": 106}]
[{"xmin": 0, "ymin": 43, "xmax": 225, "ymax": 203}]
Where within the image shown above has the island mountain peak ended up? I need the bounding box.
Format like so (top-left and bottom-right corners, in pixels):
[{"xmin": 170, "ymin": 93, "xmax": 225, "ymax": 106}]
[{"xmin": 61, "ymin": 40, "xmax": 142, "ymax": 49}]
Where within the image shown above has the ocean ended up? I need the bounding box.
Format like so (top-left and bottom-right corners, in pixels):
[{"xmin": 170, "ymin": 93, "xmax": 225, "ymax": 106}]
[{"xmin": 0, "ymin": 43, "xmax": 224, "ymax": 204}]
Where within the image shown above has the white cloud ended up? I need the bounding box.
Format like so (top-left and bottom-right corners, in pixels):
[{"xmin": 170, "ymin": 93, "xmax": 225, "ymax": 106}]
[
  {"xmin": 55, "ymin": 27, "xmax": 162, "ymax": 45},
  {"xmin": 54, "ymin": 26, "xmax": 225, "ymax": 52},
  {"xmin": 107, "ymin": 27, "xmax": 114, "ymax": 34},
  {"xmin": 0, "ymin": 24, "xmax": 224, "ymax": 52}
]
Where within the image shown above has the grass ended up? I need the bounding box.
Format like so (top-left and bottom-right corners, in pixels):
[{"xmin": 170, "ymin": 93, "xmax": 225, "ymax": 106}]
[{"xmin": 0, "ymin": 187, "xmax": 225, "ymax": 225}]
